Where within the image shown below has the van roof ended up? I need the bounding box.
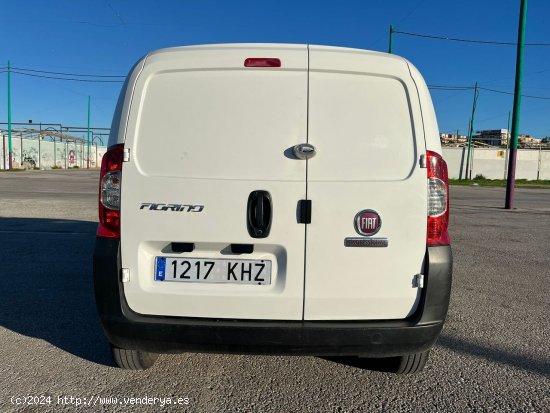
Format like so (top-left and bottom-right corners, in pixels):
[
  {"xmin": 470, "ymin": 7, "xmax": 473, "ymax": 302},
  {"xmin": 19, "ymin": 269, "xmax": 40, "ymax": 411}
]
[{"xmin": 145, "ymin": 43, "xmax": 409, "ymax": 64}]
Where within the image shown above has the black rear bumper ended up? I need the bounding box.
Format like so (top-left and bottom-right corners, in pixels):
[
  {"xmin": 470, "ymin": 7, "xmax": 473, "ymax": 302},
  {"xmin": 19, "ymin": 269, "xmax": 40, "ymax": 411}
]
[{"xmin": 93, "ymin": 239, "xmax": 452, "ymax": 357}]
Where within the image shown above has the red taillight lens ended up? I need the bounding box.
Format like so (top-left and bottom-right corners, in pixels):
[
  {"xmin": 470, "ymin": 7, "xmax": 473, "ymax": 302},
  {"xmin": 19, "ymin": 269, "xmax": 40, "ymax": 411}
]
[
  {"xmin": 244, "ymin": 58, "xmax": 281, "ymax": 67},
  {"xmin": 97, "ymin": 144, "xmax": 124, "ymax": 238},
  {"xmin": 426, "ymin": 150, "xmax": 450, "ymax": 246}
]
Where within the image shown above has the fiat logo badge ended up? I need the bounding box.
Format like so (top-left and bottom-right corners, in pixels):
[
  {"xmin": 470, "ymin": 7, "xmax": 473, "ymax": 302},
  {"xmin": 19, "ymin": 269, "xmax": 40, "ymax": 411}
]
[{"xmin": 354, "ymin": 210, "xmax": 382, "ymax": 236}]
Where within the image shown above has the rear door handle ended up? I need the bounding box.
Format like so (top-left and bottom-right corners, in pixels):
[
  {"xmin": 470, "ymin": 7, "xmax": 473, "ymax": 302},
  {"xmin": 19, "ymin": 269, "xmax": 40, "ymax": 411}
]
[
  {"xmin": 293, "ymin": 143, "xmax": 316, "ymax": 160},
  {"xmin": 247, "ymin": 190, "xmax": 272, "ymax": 238}
]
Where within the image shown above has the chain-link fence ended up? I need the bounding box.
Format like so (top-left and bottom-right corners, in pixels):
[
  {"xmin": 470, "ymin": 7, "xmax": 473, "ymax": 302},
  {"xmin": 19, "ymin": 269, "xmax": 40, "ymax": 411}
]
[{"xmin": 1, "ymin": 134, "xmax": 107, "ymax": 170}]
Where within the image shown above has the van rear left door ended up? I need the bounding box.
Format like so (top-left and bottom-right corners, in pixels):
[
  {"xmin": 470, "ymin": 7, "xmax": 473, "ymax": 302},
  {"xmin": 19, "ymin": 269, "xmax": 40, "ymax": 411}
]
[{"xmin": 120, "ymin": 45, "xmax": 308, "ymax": 320}]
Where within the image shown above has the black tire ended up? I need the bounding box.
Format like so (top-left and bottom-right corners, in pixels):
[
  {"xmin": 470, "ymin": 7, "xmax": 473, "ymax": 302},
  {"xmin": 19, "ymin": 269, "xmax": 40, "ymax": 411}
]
[
  {"xmin": 111, "ymin": 345, "xmax": 159, "ymax": 370},
  {"xmin": 394, "ymin": 350, "xmax": 430, "ymax": 374},
  {"xmin": 325, "ymin": 350, "xmax": 430, "ymax": 374}
]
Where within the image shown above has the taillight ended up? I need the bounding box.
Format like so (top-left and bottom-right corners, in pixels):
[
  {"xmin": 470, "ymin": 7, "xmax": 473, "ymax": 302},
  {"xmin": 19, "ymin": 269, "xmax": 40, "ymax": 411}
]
[
  {"xmin": 426, "ymin": 150, "xmax": 450, "ymax": 246},
  {"xmin": 97, "ymin": 144, "xmax": 124, "ymax": 238}
]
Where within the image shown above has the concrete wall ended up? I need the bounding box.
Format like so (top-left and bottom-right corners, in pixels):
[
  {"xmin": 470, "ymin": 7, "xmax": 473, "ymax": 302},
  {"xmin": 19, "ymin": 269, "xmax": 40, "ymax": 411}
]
[
  {"xmin": 2, "ymin": 136, "xmax": 548, "ymax": 179},
  {"xmin": 0, "ymin": 136, "xmax": 107, "ymax": 169},
  {"xmin": 442, "ymin": 147, "xmax": 550, "ymax": 180}
]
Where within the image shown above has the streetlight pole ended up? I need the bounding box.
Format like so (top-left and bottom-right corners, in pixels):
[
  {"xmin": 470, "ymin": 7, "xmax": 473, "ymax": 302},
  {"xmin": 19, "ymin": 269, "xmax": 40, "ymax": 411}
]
[
  {"xmin": 388, "ymin": 25, "xmax": 394, "ymax": 54},
  {"xmin": 465, "ymin": 82, "xmax": 479, "ymax": 180},
  {"xmin": 505, "ymin": 0, "xmax": 528, "ymax": 209},
  {"xmin": 504, "ymin": 110, "xmax": 511, "ymax": 179},
  {"xmin": 87, "ymin": 96, "xmax": 91, "ymax": 169},
  {"xmin": 7, "ymin": 61, "xmax": 12, "ymax": 169}
]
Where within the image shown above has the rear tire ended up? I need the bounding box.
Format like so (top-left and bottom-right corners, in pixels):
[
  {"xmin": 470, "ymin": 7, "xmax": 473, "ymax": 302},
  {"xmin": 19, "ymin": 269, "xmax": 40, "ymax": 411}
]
[
  {"xmin": 328, "ymin": 350, "xmax": 430, "ymax": 374},
  {"xmin": 111, "ymin": 345, "xmax": 159, "ymax": 370},
  {"xmin": 394, "ymin": 350, "xmax": 430, "ymax": 374}
]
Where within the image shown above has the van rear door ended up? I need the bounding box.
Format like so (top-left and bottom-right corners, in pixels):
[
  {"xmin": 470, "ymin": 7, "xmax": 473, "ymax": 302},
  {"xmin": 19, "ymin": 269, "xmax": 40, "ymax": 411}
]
[
  {"xmin": 304, "ymin": 46, "xmax": 427, "ymax": 320},
  {"xmin": 120, "ymin": 45, "xmax": 308, "ymax": 320}
]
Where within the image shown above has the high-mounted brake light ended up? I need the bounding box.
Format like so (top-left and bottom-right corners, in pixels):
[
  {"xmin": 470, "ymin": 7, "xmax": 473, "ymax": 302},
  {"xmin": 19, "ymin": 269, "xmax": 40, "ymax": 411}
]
[
  {"xmin": 97, "ymin": 144, "xmax": 124, "ymax": 238},
  {"xmin": 244, "ymin": 58, "xmax": 281, "ymax": 68},
  {"xmin": 426, "ymin": 150, "xmax": 450, "ymax": 246}
]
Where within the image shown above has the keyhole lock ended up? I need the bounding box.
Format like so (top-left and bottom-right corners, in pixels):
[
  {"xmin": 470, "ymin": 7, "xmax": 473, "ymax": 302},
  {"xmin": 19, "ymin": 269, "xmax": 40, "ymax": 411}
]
[{"xmin": 293, "ymin": 143, "xmax": 317, "ymax": 160}]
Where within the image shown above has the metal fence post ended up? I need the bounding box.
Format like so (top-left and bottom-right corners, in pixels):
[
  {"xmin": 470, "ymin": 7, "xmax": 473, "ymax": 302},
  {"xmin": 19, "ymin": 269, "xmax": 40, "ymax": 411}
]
[
  {"xmin": 471, "ymin": 146, "xmax": 475, "ymax": 178},
  {"xmin": 38, "ymin": 134, "xmax": 41, "ymax": 169},
  {"xmin": 537, "ymin": 143, "xmax": 542, "ymax": 180}
]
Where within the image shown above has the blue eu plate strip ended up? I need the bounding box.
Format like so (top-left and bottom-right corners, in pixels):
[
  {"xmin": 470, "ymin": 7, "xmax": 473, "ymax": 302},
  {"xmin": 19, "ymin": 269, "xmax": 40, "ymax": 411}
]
[{"xmin": 155, "ymin": 257, "xmax": 166, "ymax": 281}]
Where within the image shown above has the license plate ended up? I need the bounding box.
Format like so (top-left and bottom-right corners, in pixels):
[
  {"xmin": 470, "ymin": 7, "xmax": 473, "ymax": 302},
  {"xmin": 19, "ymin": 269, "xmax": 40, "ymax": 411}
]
[{"xmin": 155, "ymin": 257, "xmax": 272, "ymax": 285}]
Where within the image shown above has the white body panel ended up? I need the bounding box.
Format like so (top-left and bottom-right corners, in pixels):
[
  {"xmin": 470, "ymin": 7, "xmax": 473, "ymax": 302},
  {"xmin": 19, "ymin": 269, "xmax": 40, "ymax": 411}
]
[
  {"xmin": 114, "ymin": 44, "xmax": 437, "ymax": 321},
  {"xmin": 407, "ymin": 64, "xmax": 442, "ymax": 153},
  {"xmin": 120, "ymin": 45, "xmax": 308, "ymax": 319},
  {"xmin": 304, "ymin": 47, "xmax": 426, "ymax": 320}
]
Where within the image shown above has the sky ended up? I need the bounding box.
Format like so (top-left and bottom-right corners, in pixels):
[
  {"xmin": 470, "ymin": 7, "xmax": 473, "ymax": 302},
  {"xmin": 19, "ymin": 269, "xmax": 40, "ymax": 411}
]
[{"xmin": 1, "ymin": 0, "xmax": 550, "ymax": 143}]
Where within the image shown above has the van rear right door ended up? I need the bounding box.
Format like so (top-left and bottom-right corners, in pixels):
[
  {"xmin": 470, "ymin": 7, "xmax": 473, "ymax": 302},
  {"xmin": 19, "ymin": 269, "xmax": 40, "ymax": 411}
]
[{"xmin": 304, "ymin": 46, "xmax": 427, "ymax": 320}]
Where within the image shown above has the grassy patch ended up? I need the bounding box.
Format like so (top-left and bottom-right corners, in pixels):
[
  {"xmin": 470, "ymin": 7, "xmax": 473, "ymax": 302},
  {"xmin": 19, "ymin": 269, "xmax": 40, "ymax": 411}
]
[{"xmin": 450, "ymin": 178, "xmax": 550, "ymax": 188}]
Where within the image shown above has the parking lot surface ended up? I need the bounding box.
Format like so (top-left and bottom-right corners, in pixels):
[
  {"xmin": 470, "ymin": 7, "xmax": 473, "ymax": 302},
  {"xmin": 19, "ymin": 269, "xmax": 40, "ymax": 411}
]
[{"xmin": 0, "ymin": 170, "xmax": 549, "ymax": 412}]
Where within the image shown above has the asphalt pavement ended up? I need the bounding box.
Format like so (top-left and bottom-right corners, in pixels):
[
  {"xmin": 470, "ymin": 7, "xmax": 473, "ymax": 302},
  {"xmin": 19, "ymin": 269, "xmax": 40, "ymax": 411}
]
[{"xmin": 0, "ymin": 170, "xmax": 548, "ymax": 412}]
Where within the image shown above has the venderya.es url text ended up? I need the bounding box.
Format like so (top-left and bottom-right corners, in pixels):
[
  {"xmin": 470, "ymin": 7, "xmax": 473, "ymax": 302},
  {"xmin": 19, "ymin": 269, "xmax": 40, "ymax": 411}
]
[{"xmin": 11, "ymin": 395, "xmax": 191, "ymax": 407}]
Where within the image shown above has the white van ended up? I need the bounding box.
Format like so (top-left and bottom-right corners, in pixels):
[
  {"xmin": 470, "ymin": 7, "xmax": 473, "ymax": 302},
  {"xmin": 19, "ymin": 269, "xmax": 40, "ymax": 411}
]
[{"xmin": 94, "ymin": 44, "xmax": 452, "ymax": 374}]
